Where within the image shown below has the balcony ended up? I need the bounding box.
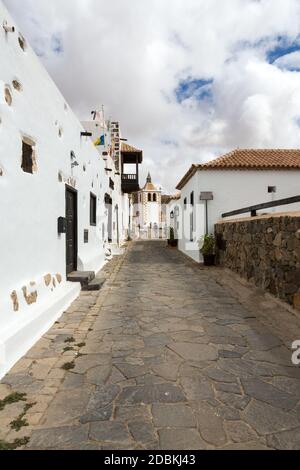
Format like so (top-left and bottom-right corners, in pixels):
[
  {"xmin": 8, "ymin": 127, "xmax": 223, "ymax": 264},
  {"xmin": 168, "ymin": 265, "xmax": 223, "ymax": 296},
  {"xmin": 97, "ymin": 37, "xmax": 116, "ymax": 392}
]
[{"xmin": 122, "ymin": 174, "xmax": 139, "ymax": 193}]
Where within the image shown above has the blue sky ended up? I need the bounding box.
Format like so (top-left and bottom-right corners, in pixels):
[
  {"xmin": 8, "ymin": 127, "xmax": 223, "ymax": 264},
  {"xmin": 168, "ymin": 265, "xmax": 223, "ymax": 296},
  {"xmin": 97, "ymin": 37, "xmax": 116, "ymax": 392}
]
[
  {"xmin": 267, "ymin": 35, "xmax": 300, "ymax": 64},
  {"xmin": 175, "ymin": 78, "xmax": 213, "ymax": 103}
]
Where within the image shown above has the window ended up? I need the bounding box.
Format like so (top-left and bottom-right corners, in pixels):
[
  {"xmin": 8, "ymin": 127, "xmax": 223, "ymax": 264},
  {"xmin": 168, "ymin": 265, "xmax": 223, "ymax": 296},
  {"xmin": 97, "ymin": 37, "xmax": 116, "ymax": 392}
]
[
  {"xmin": 148, "ymin": 193, "xmax": 152, "ymax": 202},
  {"xmin": 4, "ymin": 85, "xmax": 12, "ymax": 106},
  {"xmin": 90, "ymin": 193, "xmax": 97, "ymax": 226},
  {"xmin": 18, "ymin": 34, "xmax": 27, "ymax": 51},
  {"xmin": 21, "ymin": 140, "xmax": 34, "ymax": 174},
  {"xmin": 153, "ymin": 193, "xmax": 157, "ymax": 202},
  {"xmin": 12, "ymin": 79, "xmax": 22, "ymax": 92},
  {"xmin": 268, "ymin": 186, "xmax": 277, "ymax": 193},
  {"xmin": 190, "ymin": 191, "xmax": 194, "ymax": 206},
  {"xmin": 109, "ymin": 178, "xmax": 115, "ymax": 190},
  {"xmin": 184, "ymin": 197, "xmax": 187, "ymax": 209}
]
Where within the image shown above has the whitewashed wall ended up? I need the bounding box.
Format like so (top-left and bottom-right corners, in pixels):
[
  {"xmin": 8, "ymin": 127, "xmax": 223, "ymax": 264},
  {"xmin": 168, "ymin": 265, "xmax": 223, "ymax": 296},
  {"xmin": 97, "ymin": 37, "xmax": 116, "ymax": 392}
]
[
  {"xmin": 178, "ymin": 169, "xmax": 300, "ymax": 263},
  {"xmin": 0, "ymin": 2, "xmax": 109, "ymax": 377},
  {"xmin": 81, "ymin": 120, "xmax": 130, "ymax": 251}
]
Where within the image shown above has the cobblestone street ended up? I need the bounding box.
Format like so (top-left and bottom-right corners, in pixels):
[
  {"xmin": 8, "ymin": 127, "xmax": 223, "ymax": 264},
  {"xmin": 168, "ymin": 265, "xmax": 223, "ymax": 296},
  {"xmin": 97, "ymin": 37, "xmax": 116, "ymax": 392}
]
[{"xmin": 1, "ymin": 241, "xmax": 300, "ymax": 450}]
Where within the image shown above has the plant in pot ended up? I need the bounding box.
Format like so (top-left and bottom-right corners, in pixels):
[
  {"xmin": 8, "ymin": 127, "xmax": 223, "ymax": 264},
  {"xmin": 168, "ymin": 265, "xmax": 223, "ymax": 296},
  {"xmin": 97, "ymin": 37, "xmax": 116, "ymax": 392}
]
[
  {"xmin": 199, "ymin": 234, "xmax": 216, "ymax": 266},
  {"xmin": 168, "ymin": 227, "xmax": 178, "ymax": 247}
]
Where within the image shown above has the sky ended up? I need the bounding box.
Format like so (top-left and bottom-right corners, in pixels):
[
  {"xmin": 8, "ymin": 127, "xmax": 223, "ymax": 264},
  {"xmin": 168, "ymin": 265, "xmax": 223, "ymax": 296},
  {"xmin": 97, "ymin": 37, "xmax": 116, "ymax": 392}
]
[{"xmin": 4, "ymin": 0, "xmax": 300, "ymax": 192}]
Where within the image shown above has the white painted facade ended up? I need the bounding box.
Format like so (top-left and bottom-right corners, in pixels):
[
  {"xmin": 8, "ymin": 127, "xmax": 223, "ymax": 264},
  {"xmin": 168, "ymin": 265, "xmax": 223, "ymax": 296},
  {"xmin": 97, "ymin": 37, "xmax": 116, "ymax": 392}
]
[
  {"xmin": 0, "ymin": 3, "xmax": 131, "ymax": 378},
  {"xmin": 178, "ymin": 169, "xmax": 300, "ymax": 263},
  {"xmin": 81, "ymin": 119, "xmax": 130, "ymax": 253}
]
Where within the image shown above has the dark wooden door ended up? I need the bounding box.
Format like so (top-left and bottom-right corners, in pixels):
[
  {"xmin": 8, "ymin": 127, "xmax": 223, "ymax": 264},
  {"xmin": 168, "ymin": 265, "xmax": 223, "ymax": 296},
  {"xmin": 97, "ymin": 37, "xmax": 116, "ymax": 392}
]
[
  {"xmin": 66, "ymin": 187, "xmax": 77, "ymax": 274},
  {"xmin": 115, "ymin": 205, "xmax": 119, "ymax": 246},
  {"xmin": 105, "ymin": 194, "xmax": 113, "ymax": 243}
]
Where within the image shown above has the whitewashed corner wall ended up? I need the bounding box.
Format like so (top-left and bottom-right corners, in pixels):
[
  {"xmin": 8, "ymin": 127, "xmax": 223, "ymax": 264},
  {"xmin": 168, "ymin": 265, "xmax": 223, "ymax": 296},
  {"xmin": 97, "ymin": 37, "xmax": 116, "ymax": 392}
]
[
  {"xmin": 81, "ymin": 120, "xmax": 130, "ymax": 250},
  {"xmin": 178, "ymin": 169, "xmax": 300, "ymax": 263},
  {"xmin": 0, "ymin": 2, "xmax": 109, "ymax": 378}
]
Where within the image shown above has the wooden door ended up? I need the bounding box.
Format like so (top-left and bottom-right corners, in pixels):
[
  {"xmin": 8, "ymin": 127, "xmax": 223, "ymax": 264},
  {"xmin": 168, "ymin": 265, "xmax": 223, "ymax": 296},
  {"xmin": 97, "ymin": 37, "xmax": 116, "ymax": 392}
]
[{"xmin": 66, "ymin": 187, "xmax": 77, "ymax": 274}]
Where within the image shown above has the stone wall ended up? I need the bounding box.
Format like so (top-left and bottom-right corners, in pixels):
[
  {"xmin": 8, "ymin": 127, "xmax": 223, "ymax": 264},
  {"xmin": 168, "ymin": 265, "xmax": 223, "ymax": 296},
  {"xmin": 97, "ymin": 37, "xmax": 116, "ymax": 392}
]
[{"xmin": 215, "ymin": 214, "xmax": 300, "ymax": 309}]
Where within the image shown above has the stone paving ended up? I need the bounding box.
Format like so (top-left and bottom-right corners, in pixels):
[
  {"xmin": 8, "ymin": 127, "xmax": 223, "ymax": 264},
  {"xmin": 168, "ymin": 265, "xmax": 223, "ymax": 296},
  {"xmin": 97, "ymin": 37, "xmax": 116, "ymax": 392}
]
[{"xmin": 0, "ymin": 241, "xmax": 300, "ymax": 450}]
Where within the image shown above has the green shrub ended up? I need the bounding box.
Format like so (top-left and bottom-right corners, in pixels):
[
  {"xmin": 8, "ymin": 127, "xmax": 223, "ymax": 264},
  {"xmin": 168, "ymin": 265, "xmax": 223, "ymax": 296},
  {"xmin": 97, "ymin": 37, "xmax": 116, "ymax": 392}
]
[{"xmin": 199, "ymin": 234, "xmax": 215, "ymax": 255}]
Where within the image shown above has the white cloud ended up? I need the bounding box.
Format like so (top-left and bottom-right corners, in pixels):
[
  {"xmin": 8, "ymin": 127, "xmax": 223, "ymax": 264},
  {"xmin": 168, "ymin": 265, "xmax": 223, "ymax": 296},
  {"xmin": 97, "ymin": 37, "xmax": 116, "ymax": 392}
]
[{"xmin": 3, "ymin": 0, "xmax": 300, "ymax": 191}]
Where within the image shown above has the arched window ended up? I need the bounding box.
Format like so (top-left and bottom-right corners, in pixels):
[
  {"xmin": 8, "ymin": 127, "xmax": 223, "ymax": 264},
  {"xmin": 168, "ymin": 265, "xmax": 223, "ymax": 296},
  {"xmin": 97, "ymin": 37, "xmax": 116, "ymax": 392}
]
[
  {"xmin": 148, "ymin": 193, "xmax": 152, "ymax": 202},
  {"xmin": 153, "ymin": 193, "xmax": 157, "ymax": 202}
]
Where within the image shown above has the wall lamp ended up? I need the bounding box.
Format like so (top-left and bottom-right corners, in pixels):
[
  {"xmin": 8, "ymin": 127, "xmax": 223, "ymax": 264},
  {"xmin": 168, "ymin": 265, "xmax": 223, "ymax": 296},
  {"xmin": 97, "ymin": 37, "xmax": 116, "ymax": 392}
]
[{"xmin": 3, "ymin": 21, "xmax": 15, "ymax": 33}]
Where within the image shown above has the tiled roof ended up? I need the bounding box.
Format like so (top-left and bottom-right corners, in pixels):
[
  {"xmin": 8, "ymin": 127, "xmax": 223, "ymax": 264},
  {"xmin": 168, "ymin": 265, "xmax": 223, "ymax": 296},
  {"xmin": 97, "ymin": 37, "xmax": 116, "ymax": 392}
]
[
  {"xmin": 121, "ymin": 143, "xmax": 142, "ymax": 153},
  {"xmin": 199, "ymin": 149, "xmax": 300, "ymax": 169},
  {"xmin": 176, "ymin": 149, "xmax": 300, "ymax": 190},
  {"xmin": 143, "ymin": 182, "xmax": 158, "ymax": 191},
  {"xmin": 162, "ymin": 194, "xmax": 181, "ymax": 204}
]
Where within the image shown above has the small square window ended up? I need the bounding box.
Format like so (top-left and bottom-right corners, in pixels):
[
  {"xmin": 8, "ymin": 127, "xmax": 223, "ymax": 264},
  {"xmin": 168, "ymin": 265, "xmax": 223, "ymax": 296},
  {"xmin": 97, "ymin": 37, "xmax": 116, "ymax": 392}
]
[
  {"xmin": 90, "ymin": 193, "xmax": 97, "ymax": 226},
  {"xmin": 268, "ymin": 186, "xmax": 277, "ymax": 193},
  {"xmin": 21, "ymin": 141, "xmax": 34, "ymax": 174}
]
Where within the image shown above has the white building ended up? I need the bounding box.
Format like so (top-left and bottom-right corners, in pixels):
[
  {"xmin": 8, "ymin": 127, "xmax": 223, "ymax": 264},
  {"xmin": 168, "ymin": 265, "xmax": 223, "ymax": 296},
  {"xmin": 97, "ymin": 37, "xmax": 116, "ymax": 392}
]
[
  {"xmin": 0, "ymin": 2, "xmax": 143, "ymax": 378},
  {"xmin": 176, "ymin": 149, "xmax": 300, "ymax": 263},
  {"xmin": 134, "ymin": 173, "xmax": 162, "ymax": 238},
  {"xmin": 81, "ymin": 117, "xmax": 130, "ymax": 254},
  {"xmin": 162, "ymin": 194, "xmax": 181, "ymax": 239}
]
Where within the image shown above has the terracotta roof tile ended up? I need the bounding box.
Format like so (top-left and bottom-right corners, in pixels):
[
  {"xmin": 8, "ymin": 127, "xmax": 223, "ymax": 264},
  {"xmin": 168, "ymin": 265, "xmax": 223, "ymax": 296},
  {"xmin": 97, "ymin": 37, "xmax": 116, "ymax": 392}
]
[
  {"xmin": 198, "ymin": 149, "xmax": 300, "ymax": 170},
  {"xmin": 162, "ymin": 194, "xmax": 181, "ymax": 204},
  {"xmin": 143, "ymin": 182, "xmax": 158, "ymax": 191},
  {"xmin": 121, "ymin": 143, "xmax": 142, "ymax": 153},
  {"xmin": 176, "ymin": 149, "xmax": 300, "ymax": 190}
]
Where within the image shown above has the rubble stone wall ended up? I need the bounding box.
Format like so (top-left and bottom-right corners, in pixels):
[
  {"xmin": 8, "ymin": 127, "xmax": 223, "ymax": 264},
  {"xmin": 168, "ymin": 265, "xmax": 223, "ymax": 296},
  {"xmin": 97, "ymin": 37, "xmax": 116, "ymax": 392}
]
[{"xmin": 215, "ymin": 214, "xmax": 300, "ymax": 309}]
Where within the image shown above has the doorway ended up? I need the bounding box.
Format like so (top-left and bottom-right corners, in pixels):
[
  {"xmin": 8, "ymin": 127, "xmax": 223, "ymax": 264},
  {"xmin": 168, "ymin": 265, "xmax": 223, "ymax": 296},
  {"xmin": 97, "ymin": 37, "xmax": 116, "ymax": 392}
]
[
  {"xmin": 66, "ymin": 186, "xmax": 78, "ymax": 274},
  {"xmin": 105, "ymin": 194, "xmax": 113, "ymax": 243}
]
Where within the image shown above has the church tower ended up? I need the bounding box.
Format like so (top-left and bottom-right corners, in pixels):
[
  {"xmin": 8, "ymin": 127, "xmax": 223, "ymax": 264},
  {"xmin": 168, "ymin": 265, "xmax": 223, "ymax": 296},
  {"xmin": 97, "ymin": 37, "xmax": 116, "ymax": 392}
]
[{"xmin": 136, "ymin": 173, "xmax": 162, "ymax": 233}]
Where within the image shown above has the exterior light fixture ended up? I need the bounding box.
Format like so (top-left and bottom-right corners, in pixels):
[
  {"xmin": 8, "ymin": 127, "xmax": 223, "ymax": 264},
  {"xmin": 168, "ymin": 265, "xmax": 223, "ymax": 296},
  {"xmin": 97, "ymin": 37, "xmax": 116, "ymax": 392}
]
[
  {"xmin": 3, "ymin": 21, "xmax": 15, "ymax": 33},
  {"xmin": 57, "ymin": 217, "xmax": 67, "ymax": 234}
]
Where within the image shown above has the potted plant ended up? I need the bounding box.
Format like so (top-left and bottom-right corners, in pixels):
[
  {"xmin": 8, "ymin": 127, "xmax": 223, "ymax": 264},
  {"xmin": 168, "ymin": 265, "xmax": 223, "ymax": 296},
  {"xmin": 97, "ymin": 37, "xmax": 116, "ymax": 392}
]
[
  {"xmin": 199, "ymin": 234, "xmax": 216, "ymax": 266},
  {"xmin": 168, "ymin": 227, "xmax": 178, "ymax": 247}
]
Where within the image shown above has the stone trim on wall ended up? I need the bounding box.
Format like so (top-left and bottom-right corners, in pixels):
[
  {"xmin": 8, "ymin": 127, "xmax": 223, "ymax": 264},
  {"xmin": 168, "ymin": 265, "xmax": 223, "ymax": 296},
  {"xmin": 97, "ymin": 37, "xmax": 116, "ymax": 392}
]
[{"xmin": 215, "ymin": 214, "xmax": 300, "ymax": 310}]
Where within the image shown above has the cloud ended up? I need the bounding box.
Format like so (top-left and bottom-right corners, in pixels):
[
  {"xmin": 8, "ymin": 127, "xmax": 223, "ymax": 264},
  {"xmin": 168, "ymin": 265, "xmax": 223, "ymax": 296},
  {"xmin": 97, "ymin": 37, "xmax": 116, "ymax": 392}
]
[
  {"xmin": 3, "ymin": 0, "xmax": 300, "ymax": 191},
  {"xmin": 274, "ymin": 50, "xmax": 300, "ymax": 70}
]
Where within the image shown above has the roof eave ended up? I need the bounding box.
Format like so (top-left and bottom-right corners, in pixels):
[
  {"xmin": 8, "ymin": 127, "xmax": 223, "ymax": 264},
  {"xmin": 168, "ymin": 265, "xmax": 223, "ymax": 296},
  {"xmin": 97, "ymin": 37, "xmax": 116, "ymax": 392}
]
[{"xmin": 176, "ymin": 165, "xmax": 199, "ymax": 190}]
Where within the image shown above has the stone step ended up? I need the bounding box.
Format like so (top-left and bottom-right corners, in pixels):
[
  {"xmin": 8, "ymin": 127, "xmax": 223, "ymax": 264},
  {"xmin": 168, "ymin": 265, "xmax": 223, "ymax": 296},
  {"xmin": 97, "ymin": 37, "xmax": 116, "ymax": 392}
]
[
  {"xmin": 67, "ymin": 271, "xmax": 95, "ymax": 287},
  {"xmin": 82, "ymin": 278, "xmax": 106, "ymax": 292}
]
